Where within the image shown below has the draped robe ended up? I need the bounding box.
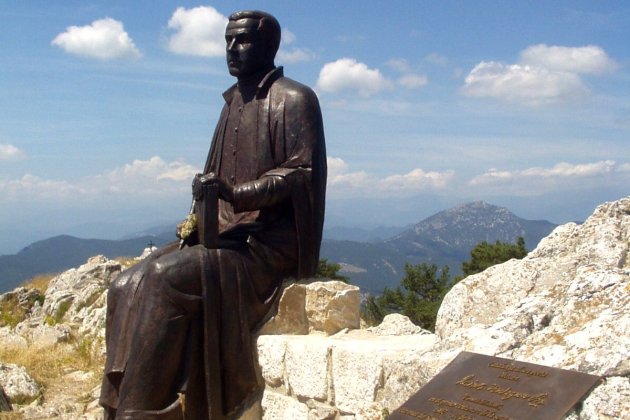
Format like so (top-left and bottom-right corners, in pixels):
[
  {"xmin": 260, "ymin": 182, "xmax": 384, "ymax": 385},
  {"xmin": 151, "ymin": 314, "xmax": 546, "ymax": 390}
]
[{"xmin": 100, "ymin": 67, "xmax": 326, "ymax": 419}]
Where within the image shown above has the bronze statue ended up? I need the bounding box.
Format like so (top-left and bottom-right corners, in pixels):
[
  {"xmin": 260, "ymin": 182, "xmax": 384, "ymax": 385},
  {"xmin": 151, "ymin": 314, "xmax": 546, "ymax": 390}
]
[{"xmin": 99, "ymin": 10, "xmax": 326, "ymax": 419}]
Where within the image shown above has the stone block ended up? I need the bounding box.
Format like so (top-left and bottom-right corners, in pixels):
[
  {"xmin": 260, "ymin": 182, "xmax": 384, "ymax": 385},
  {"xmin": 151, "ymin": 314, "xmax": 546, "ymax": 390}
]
[
  {"xmin": 262, "ymin": 390, "xmax": 309, "ymax": 419},
  {"xmin": 285, "ymin": 336, "xmax": 331, "ymax": 401},
  {"xmin": 259, "ymin": 283, "xmax": 308, "ymax": 335},
  {"xmin": 305, "ymin": 281, "xmax": 360, "ymax": 335}
]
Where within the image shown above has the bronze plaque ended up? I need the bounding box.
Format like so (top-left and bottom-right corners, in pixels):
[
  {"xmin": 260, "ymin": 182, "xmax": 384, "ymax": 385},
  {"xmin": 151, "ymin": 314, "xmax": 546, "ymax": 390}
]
[{"xmin": 389, "ymin": 351, "xmax": 601, "ymax": 420}]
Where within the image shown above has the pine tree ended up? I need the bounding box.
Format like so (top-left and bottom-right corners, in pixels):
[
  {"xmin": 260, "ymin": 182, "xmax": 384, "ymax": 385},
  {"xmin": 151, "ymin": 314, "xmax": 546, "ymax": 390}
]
[
  {"xmin": 363, "ymin": 263, "xmax": 450, "ymax": 330},
  {"xmin": 460, "ymin": 236, "xmax": 527, "ymax": 277}
]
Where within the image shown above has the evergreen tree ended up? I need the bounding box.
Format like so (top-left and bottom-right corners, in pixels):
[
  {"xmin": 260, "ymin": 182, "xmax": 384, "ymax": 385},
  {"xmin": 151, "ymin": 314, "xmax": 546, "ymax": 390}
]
[
  {"xmin": 316, "ymin": 259, "xmax": 349, "ymax": 283},
  {"xmin": 363, "ymin": 263, "xmax": 450, "ymax": 330},
  {"xmin": 362, "ymin": 237, "xmax": 529, "ymax": 330},
  {"xmin": 460, "ymin": 236, "xmax": 527, "ymax": 277}
]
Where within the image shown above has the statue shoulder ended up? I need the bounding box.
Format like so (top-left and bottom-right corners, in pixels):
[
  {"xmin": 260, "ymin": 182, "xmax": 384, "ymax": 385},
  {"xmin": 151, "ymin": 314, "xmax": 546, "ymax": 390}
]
[{"xmin": 271, "ymin": 76, "xmax": 320, "ymax": 106}]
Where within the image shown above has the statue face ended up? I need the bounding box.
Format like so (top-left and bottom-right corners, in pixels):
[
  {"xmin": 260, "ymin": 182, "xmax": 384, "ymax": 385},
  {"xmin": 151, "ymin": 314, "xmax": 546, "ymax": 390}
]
[{"xmin": 225, "ymin": 18, "xmax": 268, "ymax": 78}]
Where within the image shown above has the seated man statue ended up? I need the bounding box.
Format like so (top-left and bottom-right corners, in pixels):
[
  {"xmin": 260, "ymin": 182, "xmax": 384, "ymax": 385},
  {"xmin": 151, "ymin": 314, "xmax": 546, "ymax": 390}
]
[{"xmin": 99, "ymin": 10, "xmax": 326, "ymax": 419}]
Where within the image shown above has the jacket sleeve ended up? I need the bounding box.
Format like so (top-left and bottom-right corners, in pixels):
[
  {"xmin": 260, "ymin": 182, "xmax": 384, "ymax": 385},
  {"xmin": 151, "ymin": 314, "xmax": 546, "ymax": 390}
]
[{"xmin": 231, "ymin": 174, "xmax": 289, "ymax": 212}]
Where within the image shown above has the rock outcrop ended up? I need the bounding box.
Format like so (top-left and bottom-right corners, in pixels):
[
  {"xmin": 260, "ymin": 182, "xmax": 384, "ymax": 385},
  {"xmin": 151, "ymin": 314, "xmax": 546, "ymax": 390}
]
[{"xmin": 0, "ymin": 197, "xmax": 628, "ymax": 419}]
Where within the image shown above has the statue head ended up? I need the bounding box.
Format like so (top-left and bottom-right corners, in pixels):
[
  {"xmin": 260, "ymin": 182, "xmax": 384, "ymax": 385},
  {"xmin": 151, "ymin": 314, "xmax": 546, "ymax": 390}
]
[{"xmin": 225, "ymin": 10, "xmax": 281, "ymax": 79}]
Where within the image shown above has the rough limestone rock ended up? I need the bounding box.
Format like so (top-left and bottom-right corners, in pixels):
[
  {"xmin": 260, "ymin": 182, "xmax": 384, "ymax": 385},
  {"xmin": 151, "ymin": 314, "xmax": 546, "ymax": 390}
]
[
  {"xmin": 0, "ymin": 326, "xmax": 28, "ymax": 349},
  {"xmin": 260, "ymin": 280, "xmax": 360, "ymax": 336},
  {"xmin": 0, "ymin": 363, "xmax": 41, "ymax": 404},
  {"xmin": 258, "ymin": 283, "xmax": 308, "ymax": 335},
  {"xmin": 431, "ymin": 197, "xmax": 630, "ymax": 419},
  {"xmin": 367, "ymin": 313, "xmax": 431, "ymax": 336},
  {"xmin": 41, "ymin": 255, "xmax": 121, "ymax": 337},
  {"xmin": 305, "ymin": 281, "xmax": 360, "ymax": 335}
]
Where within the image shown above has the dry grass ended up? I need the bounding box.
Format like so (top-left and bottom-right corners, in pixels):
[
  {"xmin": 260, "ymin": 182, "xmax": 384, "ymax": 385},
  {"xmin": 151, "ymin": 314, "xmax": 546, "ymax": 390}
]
[
  {"xmin": 0, "ymin": 410, "xmax": 24, "ymax": 419},
  {"xmin": 21, "ymin": 273, "xmax": 57, "ymax": 294},
  {"xmin": 0, "ymin": 337, "xmax": 104, "ymax": 390}
]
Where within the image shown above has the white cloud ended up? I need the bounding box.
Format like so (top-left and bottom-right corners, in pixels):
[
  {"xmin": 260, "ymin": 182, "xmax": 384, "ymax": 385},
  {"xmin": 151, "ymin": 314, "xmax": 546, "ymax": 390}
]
[
  {"xmin": 0, "ymin": 157, "xmax": 200, "ymax": 203},
  {"xmin": 51, "ymin": 18, "xmax": 141, "ymax": 60},
  {"xmin": 470, "ymin": 160, "xmax": 619, "ymax": 187},
  {"xmin": 519, "ymin": 44, "xmax": 618, "ymax": 74},
  {"xmin": 281, "ymin": 28, "xmax": 296, "ymax": 45},
  {"xmin": 0, "ymin": 174, "xmax": 83, "ymax": 203},
  {"xmin": 316, "ymin": 58, "xmax": 393, "ymax": 97},
  {"xmin": 277, "ymin": 48, "xmax": 316, "ymax": 64},
  {"xmin": 386, "ymin": 59, "xmax": 428, "ymax": 89},
  {"xmin": 462, "ymin": 44, "xmax": 617, "ymax": 106},
  {"xmin": 461, "ymin": 61, "xmax": 588, "ymax": 106},
  {"xmin": 166, "ymin": 6, "xmax": 228, "ymax": 57},
  {"xmin": 398, "ymin": 74, "xmax": 428, "ymax": 89},
  {"xmin": 327, "ymin": 156, "xmax": 453, "ymax": 197},
  {"xmin": 0, "ymin": 144, "xmax": 26, "ymax": 160},
  {"xmin": 97, "ymin": 156, "xmax": 199, "ymax": 193}
]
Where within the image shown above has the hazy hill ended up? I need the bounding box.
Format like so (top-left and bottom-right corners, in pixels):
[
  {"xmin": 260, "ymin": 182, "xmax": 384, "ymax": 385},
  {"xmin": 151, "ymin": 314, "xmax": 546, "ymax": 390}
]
[
  {"xmin": 0, "ymin": 233, "xmax": 175, "ymax": 292},
  {"xmin": 321, "ymin": 201, "xmax": 556, "ymax": 294},
  {"xmin": 0, "ymin": 201, "xmax": 556, "ymax": 294}
]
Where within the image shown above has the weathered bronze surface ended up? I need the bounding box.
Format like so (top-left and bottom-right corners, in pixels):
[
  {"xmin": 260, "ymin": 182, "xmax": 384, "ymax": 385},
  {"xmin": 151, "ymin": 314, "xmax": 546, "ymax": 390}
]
[
  {"xmin": 99, "ymin": 10, "xmax": 326, "ymax": 419},
  {"xmin": 389, "ymin": 352, "xmax": 601, "ymax": 420}
]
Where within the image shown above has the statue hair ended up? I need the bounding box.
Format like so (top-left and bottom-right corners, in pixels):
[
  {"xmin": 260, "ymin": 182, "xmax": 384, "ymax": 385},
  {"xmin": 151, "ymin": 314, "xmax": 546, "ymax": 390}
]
[{"xmin": 228, "ymin": 10, "xmax": 281, "ymax": 59}]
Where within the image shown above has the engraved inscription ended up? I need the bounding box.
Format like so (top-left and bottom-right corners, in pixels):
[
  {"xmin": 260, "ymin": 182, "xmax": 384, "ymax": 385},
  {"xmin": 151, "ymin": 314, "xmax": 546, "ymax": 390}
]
[
  {"xmin": 398, "ymin": 407, "xmax": 439, "ymax": 419},
  {"xmin": 498, "ymin": 371, "xmax": 520, "ymax": 382},
  {"xmin": 456, "ymin": 375, "xmax": 549, "ymax": 407},
  {"xmin": 488, "ymin": 362, "xmax": 548, "ymax": 378},
  {"xmin": 389, "ymin": 352, "xmax": 602, "ymax": 420},
  {"xmin": 428, "ymin": 397, "xmax": 510, "ymax": 420}
]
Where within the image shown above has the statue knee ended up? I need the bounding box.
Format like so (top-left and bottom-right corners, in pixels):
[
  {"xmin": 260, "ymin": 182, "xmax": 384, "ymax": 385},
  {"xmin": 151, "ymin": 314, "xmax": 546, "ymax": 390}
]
[{"xmin": 148, "ymin": 251, "xmax": 203, "ymax": 297}]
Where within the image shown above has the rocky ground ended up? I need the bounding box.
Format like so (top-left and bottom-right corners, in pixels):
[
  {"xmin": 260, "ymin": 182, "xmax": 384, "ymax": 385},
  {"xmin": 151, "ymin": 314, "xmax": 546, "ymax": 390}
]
[{"xmin": 0, "ymin": 197, "xmax": 628, "ymax": 419}]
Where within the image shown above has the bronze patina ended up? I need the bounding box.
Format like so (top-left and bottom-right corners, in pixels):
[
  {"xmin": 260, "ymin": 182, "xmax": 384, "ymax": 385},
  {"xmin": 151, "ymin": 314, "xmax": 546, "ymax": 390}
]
[
  {"xmin": 99, "ymin": 10, "xmax": 326, "ymax": 419},
  {"xmin": 389, "ymin": 352, "xmax": 601, "ymax": 420}
]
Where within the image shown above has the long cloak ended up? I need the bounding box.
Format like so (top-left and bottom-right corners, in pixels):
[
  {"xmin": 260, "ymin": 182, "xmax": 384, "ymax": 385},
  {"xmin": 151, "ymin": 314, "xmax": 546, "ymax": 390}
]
[{"xmin": 100, "ymin": 67, "xmax": 326, "ymax": 418}]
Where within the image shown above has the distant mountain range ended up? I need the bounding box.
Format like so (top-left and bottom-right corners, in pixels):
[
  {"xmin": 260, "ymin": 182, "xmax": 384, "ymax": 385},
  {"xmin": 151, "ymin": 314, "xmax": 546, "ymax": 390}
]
[
  {"xmin": 0, "ymin": 233, "xmax": 176, "ymax": 292},
  {"xmin": 320, "ymin": 201, "xmax": 557, "ymax": 293},
  {"xmin": 0, "ymin": 201, "xmax": 557, "ymax": 294}
]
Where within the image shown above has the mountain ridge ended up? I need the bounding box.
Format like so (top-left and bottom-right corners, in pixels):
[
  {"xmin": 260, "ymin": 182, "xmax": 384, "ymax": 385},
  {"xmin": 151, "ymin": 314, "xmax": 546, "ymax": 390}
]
[
  {"xmin": 321, "ymin": 201, "xmax": 556, "ymax": 293},
  {"xmin": 0, "ymin": 201, "xmax": 556, "ymax": 293}
]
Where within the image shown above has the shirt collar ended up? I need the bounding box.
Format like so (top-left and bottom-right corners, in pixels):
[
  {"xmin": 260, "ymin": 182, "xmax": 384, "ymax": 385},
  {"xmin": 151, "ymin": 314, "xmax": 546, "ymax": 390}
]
[{"xmin": 222, "ymin": 67, "xmax": 284, "ymax": 103}]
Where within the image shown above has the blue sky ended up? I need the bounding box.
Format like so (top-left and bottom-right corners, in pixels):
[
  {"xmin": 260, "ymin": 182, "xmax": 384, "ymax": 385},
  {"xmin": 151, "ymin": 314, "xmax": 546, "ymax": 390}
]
[{"xmin": 1, "ymin": 1, "xmax": 629, "ymax": 254}]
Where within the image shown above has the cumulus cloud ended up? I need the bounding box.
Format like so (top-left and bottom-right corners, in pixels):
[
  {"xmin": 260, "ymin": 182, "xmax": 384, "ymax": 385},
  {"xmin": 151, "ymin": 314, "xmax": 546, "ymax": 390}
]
[
  {"xmin": 386, "ymin": 59, "xmax": 428, "ymax": 89},
  {"xmin": 462, "ymin": 44, "xmax": 617, "ymax": 106},
  {"xmin": 462, "ymin": 61, "xmax": 588, "ymax": 105},
  {"xmin": 96, "ymin": 156, "xmax": 199, "ymax": 193},
  {"xmin": 51, "ymin": 18, "xmax": 141, "ymax": 60},
  {"xmin": 166, "ymin": 6, "xmax": 228, "ymax": 57},
  {"xmin": 0, "ymin": 157, "xmax": 200, "ymax": 204},
  {"xmin": 0, "ymin": 175, "xmax": 83, "ymax": 203},
  {"xmin": 316, "ymin": 58, "xmax": 393, "ymax": 97},
  {"xmin": 469, "ymin": 160, "xmax": 626, "ymax": 194},
  {"xmin": 519, "ymin": 44, "xmax": 618, "ymax": 74},
  {"xmin": 327, "ymin": 156, "xmax": 453, "ymax": 197},
  {"xmin": 0, "ymin": 144, "xmax": 26, "ymax": 160}
]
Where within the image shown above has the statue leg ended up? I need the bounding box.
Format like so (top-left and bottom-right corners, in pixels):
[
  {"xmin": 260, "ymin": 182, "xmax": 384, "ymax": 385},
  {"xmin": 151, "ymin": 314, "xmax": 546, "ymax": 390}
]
[{"xmin": 116, "ymin": 247, "xmax": 204, "ymax": 417}]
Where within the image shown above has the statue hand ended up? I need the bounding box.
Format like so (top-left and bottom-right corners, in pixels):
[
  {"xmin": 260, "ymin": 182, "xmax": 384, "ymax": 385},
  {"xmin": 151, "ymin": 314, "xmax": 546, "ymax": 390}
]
[{"xmin": 192, "ymin": 173, "xmax": 234, "ymax": 202}]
